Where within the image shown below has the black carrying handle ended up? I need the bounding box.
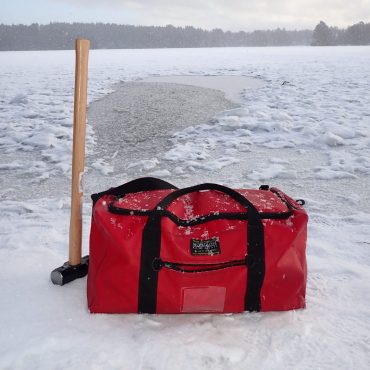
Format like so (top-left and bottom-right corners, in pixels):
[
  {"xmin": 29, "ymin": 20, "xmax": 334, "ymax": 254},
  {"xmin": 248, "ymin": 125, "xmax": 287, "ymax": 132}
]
[
  {"xmin": 138, "ymin": 182, "xmax": 266, "ymax": 313},
  {"xmin": 91, "ymin": 177, "xmax": 178, "ymax": 206},
  {"xmin": 154, "ymin": 183, "xmax": 262, "ymax": 226}
]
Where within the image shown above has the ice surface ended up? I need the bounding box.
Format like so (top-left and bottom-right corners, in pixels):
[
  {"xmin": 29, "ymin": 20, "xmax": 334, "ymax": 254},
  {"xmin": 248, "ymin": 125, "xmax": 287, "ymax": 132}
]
[
  {"xmin": 0, "ymin": 46, "xmax": 370, "ymax": 369},
  {"xmin": 144, "ymin": 75, "xmax": 266, "ymax": 103}
]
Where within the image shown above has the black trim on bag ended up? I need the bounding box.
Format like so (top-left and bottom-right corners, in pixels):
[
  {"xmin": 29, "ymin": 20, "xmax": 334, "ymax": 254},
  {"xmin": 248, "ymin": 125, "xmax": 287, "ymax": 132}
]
[
  {"xmin": 108, "ymin": 186, "xmax": 294, "ymax": 223},
  {"xmin": 270, "ymin": 188, "xmax": 298, "ymax": 210},
  {"xmin": 138, "ymin": 183, "xmax": 266, "ymax": 314},
  {"xmin": 91, "ymin": 177, "xmax": 178, "ymax": 206},
  {"xmin": 108, "ymin": 203, "xmax": 292, "ymax": 224}
]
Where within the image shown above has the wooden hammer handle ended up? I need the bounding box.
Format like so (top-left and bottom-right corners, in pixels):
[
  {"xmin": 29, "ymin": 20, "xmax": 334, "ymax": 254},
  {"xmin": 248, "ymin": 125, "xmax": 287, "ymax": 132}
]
[{"xmin": 69, "ymin": 39, "xmax": 90, "ymax": 266}]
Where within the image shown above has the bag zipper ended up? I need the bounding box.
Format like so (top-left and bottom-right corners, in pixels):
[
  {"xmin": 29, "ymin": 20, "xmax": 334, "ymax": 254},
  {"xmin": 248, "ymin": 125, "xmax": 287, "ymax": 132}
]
[{"xmin": 152, "ymin": 256, "xmax": 255, "ymax": 273}]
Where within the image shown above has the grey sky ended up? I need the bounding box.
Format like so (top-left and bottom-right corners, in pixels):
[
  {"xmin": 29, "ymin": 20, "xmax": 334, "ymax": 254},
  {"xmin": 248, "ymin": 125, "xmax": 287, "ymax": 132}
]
[{"xmin": 2, "ymin": 0, "xmax": 369, "ymax": 30}]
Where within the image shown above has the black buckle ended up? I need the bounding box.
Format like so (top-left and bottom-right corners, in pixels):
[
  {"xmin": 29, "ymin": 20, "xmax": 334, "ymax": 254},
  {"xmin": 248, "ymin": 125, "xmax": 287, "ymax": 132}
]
[
  {"xmin": 152, "ymin": 258, "xmax": 163, "ymax": 271},
  {"xmin": 245, "ymin": 254, "xmax": 256, "ymax": 268},
  {"xmin": 259, "ymin": 185, "xmax": 269, "ymax": 191}
]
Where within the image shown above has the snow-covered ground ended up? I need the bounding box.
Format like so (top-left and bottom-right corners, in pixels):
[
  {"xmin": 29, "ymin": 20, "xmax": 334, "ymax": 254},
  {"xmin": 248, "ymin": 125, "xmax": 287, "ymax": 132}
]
[{"xmin": 0, "ymin": 46, "xmax": 370, "ymax": 369}]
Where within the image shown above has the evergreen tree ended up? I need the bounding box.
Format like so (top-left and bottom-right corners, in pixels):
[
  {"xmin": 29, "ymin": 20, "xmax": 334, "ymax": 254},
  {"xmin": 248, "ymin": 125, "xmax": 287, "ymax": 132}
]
[
  {"xmin": 311, "ymin": 21, "xmax": 334, "ymax": 46},
  {"xmin": 345, "ymin": 22, "xmax": 370, "ymax": 45}
]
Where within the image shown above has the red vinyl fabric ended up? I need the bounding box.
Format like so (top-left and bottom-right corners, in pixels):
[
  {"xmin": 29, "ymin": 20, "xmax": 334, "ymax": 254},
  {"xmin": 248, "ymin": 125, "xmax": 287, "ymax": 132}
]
[{"xmin": 87, "ymin": 178, "xmax": 308, "ymax": 314}]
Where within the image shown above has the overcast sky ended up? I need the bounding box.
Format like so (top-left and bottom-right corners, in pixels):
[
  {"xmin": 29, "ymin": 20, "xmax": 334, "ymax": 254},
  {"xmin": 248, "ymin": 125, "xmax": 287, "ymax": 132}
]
[{"xmin": 1, "ymin": 0, "xmax": 369, "ymax": 31}]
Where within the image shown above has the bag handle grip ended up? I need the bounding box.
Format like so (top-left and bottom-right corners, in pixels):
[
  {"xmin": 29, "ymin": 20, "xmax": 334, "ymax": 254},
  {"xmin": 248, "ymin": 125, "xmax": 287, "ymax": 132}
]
[
  {"xmin": 91, "ymin": 177, "xmax": 177, "ymax": 206},
  {"xmin": 153, "ymin": 183, "xmax": 262, "ymax": 226}
]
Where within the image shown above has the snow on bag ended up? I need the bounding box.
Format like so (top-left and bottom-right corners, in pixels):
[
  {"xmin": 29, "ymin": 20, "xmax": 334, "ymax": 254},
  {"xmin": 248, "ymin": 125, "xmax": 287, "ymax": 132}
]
[{"xmin": 87, "ymin": 177, "xmax": 308, "ymax": 313}]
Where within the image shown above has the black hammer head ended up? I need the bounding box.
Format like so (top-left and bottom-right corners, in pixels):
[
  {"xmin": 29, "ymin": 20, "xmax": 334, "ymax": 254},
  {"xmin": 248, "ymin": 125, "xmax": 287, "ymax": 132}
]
[{"xmin": 50, "ymin": 255, "xmax": 89, "ymax": 285}]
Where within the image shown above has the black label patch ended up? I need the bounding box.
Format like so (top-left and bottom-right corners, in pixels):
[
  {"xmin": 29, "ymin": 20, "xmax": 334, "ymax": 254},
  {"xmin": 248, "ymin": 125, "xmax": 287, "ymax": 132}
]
[{"xmin": 190, "ymin": 237, "xmax": 221, "ymax": 256}]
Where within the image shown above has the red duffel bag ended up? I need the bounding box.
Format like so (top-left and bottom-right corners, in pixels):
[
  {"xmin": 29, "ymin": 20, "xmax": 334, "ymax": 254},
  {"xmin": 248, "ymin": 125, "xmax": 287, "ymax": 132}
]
[{"xmin": 87, "ymin": 177, "xmax": 308, "ymax": 313}]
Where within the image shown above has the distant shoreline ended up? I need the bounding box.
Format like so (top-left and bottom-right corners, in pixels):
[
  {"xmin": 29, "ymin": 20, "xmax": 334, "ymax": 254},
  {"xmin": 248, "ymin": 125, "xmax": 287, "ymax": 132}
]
[
  {"xmin": 0, "ymin": 22, "xmax": 313, "ymax": 51},
  {"xmin": 1, "ymin": 45, "xmax": 370, "ymax": 53},
  {"xmin": 1, "ymin": 21, "xmax": 370, "ymax": 51}
]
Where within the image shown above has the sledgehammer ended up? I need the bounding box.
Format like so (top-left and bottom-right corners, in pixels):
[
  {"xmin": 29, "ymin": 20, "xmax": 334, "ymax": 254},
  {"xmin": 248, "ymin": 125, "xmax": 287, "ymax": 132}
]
[{"xmin": 51, "ymin": 39, "xmax": 90, "ymax": 285}]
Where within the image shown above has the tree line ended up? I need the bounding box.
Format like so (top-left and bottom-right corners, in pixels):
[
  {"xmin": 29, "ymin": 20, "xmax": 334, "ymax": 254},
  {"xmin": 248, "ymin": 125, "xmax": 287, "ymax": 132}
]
[
  {"xmin": 312, "ymin": 21, "xmax": 370, "ymax": 46},
  {"xmin": 0, "ymin": 23, "xmax": 312, "ymax": 50},
  {"xmin": 0, "ymin": 21, "xmax": 369, "ymax": 51}
]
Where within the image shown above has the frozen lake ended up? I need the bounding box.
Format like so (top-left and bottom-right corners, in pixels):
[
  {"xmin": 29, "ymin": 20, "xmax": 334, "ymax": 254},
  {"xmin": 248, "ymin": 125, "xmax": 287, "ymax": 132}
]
[
  {"xmin": 144, "ymin": 75, "xmax": 266, "ymax": 103},
  {"xmin": 0, "ymin": 46, "xmax": 370, "ymax": 370}
]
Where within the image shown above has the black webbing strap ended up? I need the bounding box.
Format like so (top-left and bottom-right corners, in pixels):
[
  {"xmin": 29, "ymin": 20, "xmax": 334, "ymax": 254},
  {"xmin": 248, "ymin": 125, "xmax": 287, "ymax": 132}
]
[
  {"xmin": 244, "ymin": 223, "xmax": 265, "ymax": 312},
  {"xmin": 91, "ymin": 177, "xmax": 178, "ymax": 206},
  {"xmin": 138, "ymin": 183, "xmax": 265, "ymax": 313},
  {"xmin": 138, "ymin": 214, "xmax": 162, "ymax": 314}
]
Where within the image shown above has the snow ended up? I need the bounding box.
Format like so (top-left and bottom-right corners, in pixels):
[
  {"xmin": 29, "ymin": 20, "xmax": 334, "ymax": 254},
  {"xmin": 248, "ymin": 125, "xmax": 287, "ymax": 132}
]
[
  {"xmin": 91, "ymin": 158, "xmax": 114, "ymax": 175},
  {"xmin": 1, "ymin": 46, "xmax": 370, "ymax": 369}
]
